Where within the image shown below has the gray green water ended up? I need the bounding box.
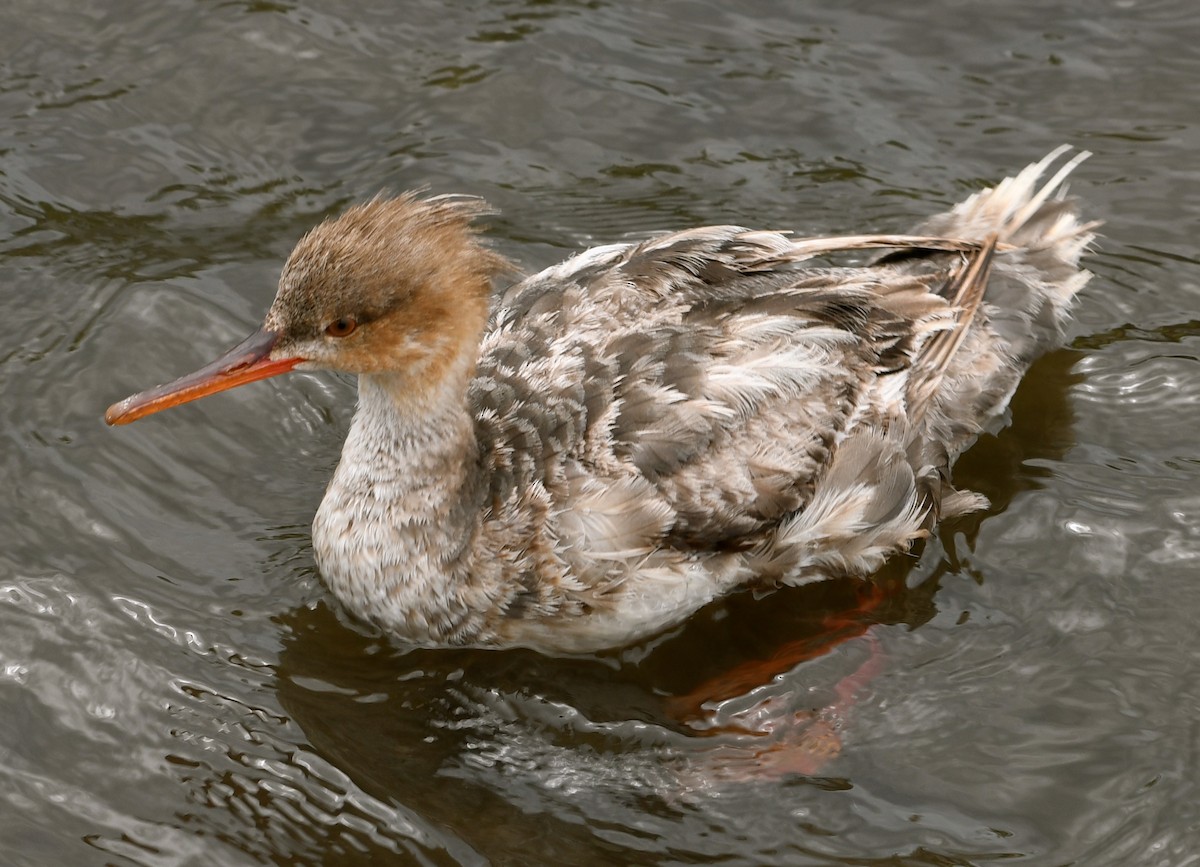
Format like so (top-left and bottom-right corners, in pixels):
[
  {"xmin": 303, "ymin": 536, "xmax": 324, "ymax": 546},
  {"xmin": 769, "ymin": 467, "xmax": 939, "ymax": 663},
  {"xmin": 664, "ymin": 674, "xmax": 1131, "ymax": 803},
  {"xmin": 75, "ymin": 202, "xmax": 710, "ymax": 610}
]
[{"xmin": 3, "ymin": 1, "xmax": 1199, "ymax": 864}]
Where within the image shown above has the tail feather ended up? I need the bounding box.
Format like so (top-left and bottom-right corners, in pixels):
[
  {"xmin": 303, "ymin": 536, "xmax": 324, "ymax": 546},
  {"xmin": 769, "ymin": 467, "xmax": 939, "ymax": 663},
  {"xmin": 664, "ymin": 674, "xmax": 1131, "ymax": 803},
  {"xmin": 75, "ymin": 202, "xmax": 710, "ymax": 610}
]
[
  {"xmin": 753, "ymin": 150, "xmax": 1096, "ymax": 584},
  {"xmin": 902, "ymin": 148, "xmax": 1098, "ymax": 465},
  {"xmin": 905, "ymin": 234, "xmax": 998, "ymax": 425},
  {"xmin": 918, "ymin": 145, "xmax": 1095, "ymax": 249}
]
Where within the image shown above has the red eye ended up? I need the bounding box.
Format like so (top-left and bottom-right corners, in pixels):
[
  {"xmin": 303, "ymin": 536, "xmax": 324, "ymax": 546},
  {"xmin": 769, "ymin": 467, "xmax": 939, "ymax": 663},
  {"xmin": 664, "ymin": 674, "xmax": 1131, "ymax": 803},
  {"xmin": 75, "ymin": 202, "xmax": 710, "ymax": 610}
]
[{"xmin": 325, "ymin": 317, "xmax": 358, "ymax": 338}]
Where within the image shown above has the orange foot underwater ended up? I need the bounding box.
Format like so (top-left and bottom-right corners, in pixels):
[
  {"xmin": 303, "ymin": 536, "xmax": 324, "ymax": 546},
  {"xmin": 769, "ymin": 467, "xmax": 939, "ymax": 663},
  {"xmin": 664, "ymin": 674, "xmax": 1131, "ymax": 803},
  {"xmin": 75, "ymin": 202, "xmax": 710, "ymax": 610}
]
[
  {"xmin": 672, "ymin": 631, "xmax": 887, "ymax": 784},
  {"xmin": 666, "ymin": 581, "xmax": 891, "ymax": 780}
]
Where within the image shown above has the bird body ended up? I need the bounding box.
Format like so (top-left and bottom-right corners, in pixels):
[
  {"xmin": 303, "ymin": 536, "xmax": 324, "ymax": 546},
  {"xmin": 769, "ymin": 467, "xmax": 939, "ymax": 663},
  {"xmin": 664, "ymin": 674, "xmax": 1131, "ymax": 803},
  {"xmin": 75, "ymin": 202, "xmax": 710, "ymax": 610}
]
[{"xmin": 107, "ymin": 148, "xmax": 1095, "ymax": 653}]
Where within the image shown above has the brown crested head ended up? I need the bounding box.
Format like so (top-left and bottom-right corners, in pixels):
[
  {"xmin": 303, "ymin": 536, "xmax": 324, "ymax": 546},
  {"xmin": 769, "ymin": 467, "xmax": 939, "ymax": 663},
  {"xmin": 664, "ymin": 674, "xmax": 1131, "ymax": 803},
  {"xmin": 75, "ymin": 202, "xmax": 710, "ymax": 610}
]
[
  {"xmin": 266, "ymin": 193, "xmax": 512, "ymax": 381},
  {"xmin": 104, "ymin": 193, "xmax": 512, "ymax": 426}
]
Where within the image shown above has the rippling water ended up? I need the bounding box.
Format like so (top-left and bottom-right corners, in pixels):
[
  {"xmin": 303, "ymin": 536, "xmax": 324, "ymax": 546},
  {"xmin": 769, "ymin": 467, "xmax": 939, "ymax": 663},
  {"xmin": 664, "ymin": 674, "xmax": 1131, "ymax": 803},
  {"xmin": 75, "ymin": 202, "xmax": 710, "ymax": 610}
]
[{"xmin": 4, "ymin": 1, "xmax": 1200, "ymax": 864}]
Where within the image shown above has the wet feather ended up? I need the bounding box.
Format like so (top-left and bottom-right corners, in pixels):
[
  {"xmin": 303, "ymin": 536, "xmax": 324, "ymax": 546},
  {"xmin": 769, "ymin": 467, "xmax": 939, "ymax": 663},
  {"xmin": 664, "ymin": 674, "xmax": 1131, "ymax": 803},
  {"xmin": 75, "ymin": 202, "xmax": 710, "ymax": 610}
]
[{"xmin": 265, "ymin": 150, "xmax": 1097, "ymax": 652}]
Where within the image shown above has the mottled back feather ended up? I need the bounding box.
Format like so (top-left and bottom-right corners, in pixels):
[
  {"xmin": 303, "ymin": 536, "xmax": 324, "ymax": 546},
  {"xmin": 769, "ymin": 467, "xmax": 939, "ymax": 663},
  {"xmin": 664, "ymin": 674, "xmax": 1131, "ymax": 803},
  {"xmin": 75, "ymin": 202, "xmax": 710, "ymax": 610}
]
[{"xmin": 306, "ymin": 149, "xmax": 1095, "ymax": 652}]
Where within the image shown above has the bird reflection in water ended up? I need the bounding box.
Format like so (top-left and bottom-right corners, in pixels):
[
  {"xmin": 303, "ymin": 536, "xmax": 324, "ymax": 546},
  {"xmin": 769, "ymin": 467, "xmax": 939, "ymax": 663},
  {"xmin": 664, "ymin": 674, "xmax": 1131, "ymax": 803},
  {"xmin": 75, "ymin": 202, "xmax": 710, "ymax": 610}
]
[
  {"xmin": 665, "ymin": 586, "xmax": 888, "ymax": 782},
  {"xmin": 264, "ymin": 350, "xmax": 1082, "ymax": 831}
]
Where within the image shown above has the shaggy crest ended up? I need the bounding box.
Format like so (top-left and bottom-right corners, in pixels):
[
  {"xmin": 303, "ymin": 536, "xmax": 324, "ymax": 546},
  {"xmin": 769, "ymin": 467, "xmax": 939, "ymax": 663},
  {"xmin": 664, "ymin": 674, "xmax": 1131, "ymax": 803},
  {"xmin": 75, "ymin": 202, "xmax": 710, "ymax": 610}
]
[{"xmin": 107, "ymin": 149, "xmax": 1096, "ymax": 653}]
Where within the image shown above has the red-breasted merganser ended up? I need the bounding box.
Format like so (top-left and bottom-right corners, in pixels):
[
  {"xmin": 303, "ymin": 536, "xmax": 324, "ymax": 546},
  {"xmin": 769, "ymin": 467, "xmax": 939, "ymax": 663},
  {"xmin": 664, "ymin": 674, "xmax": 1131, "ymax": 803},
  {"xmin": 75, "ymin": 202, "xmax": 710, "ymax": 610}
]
[{"xmin": 106, "ymin": 148, "xmax": 1095, "ymax": 653}]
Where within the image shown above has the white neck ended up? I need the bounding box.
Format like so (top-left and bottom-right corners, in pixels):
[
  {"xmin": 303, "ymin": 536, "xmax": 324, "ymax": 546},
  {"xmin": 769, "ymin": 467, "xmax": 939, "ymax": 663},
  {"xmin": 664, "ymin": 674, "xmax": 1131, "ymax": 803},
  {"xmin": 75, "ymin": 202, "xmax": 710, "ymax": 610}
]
[
  {"xmin": 310, "ymin": 370, "xmax": 485, "ymax": 644},
  {"xmin": 350, "ymin": 372, "xmax": 476, "ymax": 474}
]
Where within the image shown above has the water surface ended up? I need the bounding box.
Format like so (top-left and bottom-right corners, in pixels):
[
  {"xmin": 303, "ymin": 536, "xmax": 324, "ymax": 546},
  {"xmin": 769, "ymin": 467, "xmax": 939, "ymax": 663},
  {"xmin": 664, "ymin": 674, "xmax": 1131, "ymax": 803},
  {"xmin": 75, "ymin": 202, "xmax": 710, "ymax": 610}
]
[{"xmin": 3, "ymin": 1, "xmax": 1199, "ymax": 864}]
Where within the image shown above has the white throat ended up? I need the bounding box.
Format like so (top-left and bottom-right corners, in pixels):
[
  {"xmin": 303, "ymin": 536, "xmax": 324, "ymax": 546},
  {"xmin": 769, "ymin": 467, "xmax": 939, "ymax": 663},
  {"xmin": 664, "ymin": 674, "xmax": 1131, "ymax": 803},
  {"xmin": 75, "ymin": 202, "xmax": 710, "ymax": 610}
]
[{"xmin": 309, "ymin": 370, "xmax": 483, "ymax": 643}]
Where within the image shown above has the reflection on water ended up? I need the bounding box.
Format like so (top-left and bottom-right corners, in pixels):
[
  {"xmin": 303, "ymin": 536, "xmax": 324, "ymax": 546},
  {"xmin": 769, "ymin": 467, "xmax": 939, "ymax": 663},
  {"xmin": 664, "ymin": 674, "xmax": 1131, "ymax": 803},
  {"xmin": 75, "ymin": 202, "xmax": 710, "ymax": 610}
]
[
  {"xmin": 261, "ymin": 347, "xmax": 1084, "ymax": 864},
  {"xmin": 3, "ymin": 0, "xmax": 1200, "ymax": 863}
]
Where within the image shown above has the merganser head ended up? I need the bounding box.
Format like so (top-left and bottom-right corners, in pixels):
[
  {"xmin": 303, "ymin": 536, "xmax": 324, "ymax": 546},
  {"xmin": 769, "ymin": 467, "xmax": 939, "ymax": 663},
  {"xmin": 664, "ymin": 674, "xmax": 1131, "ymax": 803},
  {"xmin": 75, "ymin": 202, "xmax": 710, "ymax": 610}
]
[{"xmin": 105, "ymin": 193, "xmax": 509, "ymax": 425}]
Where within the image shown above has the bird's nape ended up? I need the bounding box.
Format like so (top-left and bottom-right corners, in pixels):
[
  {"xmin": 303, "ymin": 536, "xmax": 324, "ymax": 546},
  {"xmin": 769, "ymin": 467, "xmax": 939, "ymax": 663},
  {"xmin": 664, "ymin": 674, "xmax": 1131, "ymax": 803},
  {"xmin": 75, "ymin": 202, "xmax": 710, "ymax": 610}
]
[{"xmin": 105, "ymin": 149, "xmax": 1094, "ymax": 653}]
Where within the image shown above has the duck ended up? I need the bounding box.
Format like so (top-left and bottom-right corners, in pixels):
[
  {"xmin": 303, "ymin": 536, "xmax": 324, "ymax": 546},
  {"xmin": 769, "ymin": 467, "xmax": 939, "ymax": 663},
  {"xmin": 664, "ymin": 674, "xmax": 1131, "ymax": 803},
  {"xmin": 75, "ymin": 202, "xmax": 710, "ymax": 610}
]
[{"xmin": 105, "ymin": 147, "xmax": 1095, "ymax": 654}]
